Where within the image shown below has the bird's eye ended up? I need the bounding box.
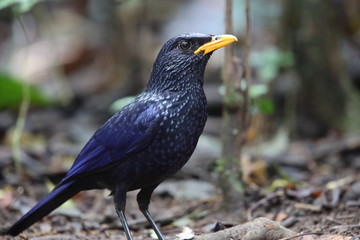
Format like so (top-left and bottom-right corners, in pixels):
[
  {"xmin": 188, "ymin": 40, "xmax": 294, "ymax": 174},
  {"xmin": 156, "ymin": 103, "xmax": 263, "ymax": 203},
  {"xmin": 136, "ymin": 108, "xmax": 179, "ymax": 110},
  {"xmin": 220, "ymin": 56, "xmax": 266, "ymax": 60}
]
[{"xmin": 178, "ymin": 40, "xmax": 191, "ymax": 50}]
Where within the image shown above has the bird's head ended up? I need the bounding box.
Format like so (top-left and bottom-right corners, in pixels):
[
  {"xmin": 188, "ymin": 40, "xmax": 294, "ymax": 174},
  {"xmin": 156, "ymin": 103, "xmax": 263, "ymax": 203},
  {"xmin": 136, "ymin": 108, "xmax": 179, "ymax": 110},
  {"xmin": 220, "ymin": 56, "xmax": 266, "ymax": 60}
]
[{"xmin": 147, "ymin": 33, "xmax": 237, "ymax": 92}]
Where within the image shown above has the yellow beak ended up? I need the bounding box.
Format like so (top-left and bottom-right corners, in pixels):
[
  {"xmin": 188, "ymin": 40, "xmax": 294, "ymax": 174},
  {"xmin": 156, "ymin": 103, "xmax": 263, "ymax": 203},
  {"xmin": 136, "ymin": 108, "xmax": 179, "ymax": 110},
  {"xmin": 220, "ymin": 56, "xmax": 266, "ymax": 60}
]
[{"xmin": 194, "ymin": 34, "xmax": 238, "ymax": 55}]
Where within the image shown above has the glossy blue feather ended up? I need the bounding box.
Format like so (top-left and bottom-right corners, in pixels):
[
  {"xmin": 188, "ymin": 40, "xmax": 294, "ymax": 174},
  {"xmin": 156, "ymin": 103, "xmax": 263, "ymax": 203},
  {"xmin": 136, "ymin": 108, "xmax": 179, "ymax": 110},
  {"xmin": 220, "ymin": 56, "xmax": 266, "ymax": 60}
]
[{"xmin": 63, "ymin": 96, "xmax": 164, "ymax": 182}]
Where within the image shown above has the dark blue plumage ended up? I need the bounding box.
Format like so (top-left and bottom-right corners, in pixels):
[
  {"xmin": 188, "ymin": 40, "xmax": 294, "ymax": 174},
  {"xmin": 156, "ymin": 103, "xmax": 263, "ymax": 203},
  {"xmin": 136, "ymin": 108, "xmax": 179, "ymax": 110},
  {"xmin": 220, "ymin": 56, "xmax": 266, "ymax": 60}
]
[{"xmin": 7, "ymin": 33, "xmax": 237, "ymax": 240}]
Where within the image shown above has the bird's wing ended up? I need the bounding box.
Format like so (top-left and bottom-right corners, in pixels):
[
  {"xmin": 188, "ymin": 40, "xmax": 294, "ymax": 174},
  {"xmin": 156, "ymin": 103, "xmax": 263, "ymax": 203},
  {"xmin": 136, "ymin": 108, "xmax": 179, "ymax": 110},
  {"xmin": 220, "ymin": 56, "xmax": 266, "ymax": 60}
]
[{"xmin": 62, "ymin": 99, "xmax": 163, "ymax": 182}]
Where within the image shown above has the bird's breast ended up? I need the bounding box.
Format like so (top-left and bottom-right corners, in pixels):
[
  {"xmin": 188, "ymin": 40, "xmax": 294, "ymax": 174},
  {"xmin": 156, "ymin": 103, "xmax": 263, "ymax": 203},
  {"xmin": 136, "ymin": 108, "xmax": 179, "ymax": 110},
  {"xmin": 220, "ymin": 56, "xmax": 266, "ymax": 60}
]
[
  {"xmin": 157, "ymin": 91, "xmax": 207, "ymax": 153},
  {"xmin": 131, "ymin": 91, "xmax": 207, "ymax": 188}
]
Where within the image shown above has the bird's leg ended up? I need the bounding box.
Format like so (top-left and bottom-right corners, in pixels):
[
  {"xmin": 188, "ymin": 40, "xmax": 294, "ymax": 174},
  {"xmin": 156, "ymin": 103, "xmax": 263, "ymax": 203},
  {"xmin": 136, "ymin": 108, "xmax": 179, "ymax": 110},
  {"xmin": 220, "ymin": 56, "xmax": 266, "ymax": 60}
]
[
  {"xmin": 114, "ymin": 188, "xmax": 134, "ymax": 240},
  {"xmin": 137, "ymin": 185, "xmax": 166, "ymax": 240}
]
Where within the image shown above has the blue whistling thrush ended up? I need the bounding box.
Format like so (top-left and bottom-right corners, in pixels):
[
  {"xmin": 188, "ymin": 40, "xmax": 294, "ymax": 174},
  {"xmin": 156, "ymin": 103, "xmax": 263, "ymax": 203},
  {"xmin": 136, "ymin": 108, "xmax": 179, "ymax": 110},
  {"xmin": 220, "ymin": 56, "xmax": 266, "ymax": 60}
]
[{"xmin": 7, "ymin": 33, "xmax": 237, "ymax": 240}]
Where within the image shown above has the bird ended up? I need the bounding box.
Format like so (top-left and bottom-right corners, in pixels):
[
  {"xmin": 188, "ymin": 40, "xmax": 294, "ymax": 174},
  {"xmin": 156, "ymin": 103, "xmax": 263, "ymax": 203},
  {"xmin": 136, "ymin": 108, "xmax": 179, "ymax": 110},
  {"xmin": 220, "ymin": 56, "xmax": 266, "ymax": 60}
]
[{"xmin": 7, "ymin": 33, "xmax": 237, "ymax": 240}]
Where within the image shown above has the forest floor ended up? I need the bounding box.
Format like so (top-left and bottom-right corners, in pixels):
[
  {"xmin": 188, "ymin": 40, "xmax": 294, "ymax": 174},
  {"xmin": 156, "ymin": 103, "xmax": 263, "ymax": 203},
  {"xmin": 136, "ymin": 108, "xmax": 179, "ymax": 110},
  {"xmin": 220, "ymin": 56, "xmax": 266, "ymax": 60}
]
[{"xmin": 0, "ymin": 109, "xmax": 359, "ymax": 240}]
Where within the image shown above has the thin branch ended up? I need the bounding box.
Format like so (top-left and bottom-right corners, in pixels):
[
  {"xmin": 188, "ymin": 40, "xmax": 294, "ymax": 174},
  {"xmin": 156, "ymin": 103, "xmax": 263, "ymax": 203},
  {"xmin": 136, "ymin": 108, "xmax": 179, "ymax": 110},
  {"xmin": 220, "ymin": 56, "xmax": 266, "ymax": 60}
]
[
  {"xmin": 11, "ymin": 13, "xmax": 30, "ymax": 176},
  {"xmin": 243, "ymin": 0, "xmax": 252, "ymax": 131},
  {"xmin": 223, "ymin": 0, "xmax": 234, "ymax": 89}
]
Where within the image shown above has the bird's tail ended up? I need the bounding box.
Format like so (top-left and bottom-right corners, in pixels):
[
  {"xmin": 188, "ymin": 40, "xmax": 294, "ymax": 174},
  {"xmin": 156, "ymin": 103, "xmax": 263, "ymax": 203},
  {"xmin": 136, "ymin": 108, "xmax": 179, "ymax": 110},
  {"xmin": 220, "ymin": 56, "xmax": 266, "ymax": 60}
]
[{"xmin": 7, "ymin": 180, "xmax": 79, "ymax": 236}]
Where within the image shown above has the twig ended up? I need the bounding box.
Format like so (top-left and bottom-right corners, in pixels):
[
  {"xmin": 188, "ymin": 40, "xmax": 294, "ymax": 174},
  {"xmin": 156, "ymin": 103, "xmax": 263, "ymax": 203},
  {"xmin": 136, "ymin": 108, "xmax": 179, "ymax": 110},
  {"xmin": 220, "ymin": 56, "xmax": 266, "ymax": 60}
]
[
  {"xmin": 247, "ymin": 191, "xmax": 283, "ymax": 220},
  {"xmin": 280, "ymin": 232, "xmax": 323, "ymax": 240},
  {"xmin": 330, "ymin": 224, "xmax": 360, "ymax": 230},
  {"xmin": 294, "ymin": 202, "xmax": 322, "ymax": 212}
]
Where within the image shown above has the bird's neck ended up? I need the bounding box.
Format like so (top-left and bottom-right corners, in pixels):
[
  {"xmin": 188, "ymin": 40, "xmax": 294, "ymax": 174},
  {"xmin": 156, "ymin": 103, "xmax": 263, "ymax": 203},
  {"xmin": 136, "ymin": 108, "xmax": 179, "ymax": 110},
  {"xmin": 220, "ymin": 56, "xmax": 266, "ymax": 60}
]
[
  {"xmin": 147, "ymin": 76, "xmax": 204, "ymax": 94},
  {"xmin": 146, "ymin": 66, "xmax": 206, "ymax": 93}
]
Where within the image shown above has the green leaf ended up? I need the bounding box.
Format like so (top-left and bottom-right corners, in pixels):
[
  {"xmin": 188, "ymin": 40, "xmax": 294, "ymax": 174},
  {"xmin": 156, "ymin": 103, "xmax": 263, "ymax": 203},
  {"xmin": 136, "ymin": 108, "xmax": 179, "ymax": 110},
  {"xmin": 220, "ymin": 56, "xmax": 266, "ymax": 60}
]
[
  {"xmin": 251, "ymin": 47, "xmax": 294, "ymax": 82},
  {"xmin": 249, "ymin": 84, "xmax": 268, "ymax": 98},
  {"xmin": 258, "ymin": 98, "xmax": 274, "ymax": 115},
  {"xmin": 0, "ymin": 72, "xmax": 53, "ymax": 109},
  {"xmin": 0, "ymin": 0, "xmax": 15, "ymax": 10},
  {"xmin": 0, "ymin": 0, "xmax": 45, "ymax": 13}
]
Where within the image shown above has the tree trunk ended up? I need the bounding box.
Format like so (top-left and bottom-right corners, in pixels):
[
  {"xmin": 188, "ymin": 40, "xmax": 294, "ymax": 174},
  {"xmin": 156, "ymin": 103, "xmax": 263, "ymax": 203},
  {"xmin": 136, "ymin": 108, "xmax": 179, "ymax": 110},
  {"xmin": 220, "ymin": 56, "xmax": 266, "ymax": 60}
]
[
  {"xmin": 217, "ymin": 0, "xmax": 251, "ymax": 209},
  {"xmin": 280, "ymin": 0, "xmax": 359, "ymax": 138}
]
